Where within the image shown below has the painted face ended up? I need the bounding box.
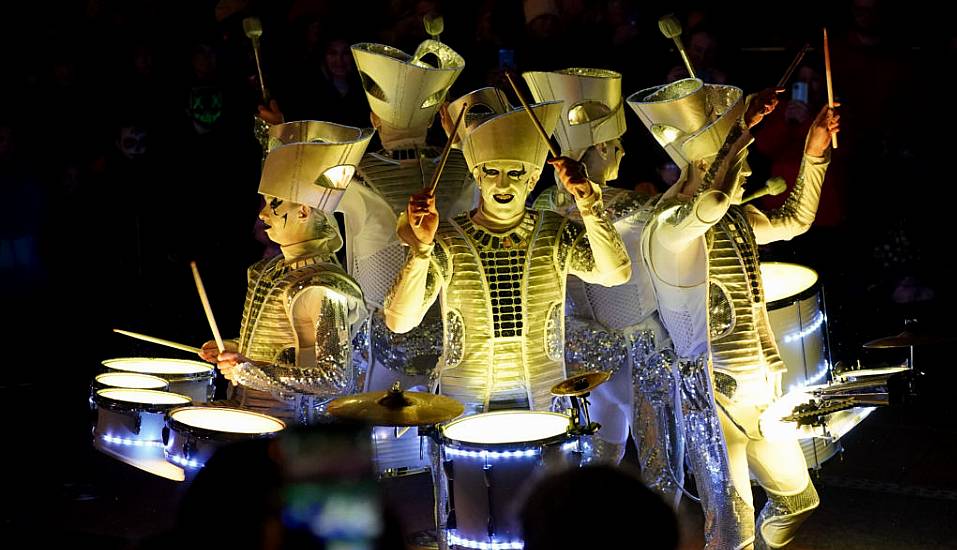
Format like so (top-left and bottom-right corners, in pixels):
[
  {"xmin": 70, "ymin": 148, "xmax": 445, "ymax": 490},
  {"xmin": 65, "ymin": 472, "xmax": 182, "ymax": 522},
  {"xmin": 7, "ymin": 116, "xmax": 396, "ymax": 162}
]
[
  {"xmin": 474, "ymin": 160, "xmax": 537, "ymax": 222},
  {"xmin": 117, "ymin": 126, "xmax": 147, "ymax": 160},
  {"xmin": 258, "ymin": 195, "xmax": 312, "ymax": 246}
]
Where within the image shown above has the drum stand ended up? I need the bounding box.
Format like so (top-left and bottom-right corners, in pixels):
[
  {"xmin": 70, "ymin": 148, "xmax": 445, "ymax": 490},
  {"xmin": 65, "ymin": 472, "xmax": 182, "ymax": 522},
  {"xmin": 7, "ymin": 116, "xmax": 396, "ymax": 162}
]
[{"xmin": 567, "ymin": 392, "xmax": 601, "ymax": 436}]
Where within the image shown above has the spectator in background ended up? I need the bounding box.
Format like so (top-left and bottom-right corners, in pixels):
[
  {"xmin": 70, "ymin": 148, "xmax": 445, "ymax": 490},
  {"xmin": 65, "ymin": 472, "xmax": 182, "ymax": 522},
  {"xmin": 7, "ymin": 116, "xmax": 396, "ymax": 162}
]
[
  {"xmin": 520, "ymin": 465, "xmax": 679, "ymax": 550},
  {"xmin": 666, "ymin": 26, "xmax": 729, "ymax": 84}
]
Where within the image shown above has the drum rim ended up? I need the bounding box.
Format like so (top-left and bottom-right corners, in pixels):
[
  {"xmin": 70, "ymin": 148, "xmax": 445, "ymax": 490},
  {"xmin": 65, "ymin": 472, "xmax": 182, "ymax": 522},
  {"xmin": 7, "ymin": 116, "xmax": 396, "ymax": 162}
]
[
  {"xmin": 94, "ymin": 388, "xmax": 192, "ymax": 413},
  {"xmin": 102, "ymin": 357, "xmax": 215, "ymax": 382},
  {"xmin": 762, "ymin": 262, "xmax": 821, "ymax": 309},
  {"xmin": 440, "ymin": 410, "xmax": 572, "ymax": 450},
  {"xmin": 92, "ymin": 372, "xmax": 170, "ymax": 391},
  {"xmin": 166, "ymin": 406, "xmax": 287, "ymax": 441}
]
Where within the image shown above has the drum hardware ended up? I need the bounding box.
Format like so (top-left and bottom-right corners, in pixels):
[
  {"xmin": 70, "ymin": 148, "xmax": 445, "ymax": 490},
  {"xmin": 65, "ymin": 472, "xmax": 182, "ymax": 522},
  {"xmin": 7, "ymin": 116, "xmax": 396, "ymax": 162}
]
[
  {"xmin": 326, "ymin": 381, "xmax": 465, "ymax": 427},
  {"xmin": 782, "ymin": 369, "xmax": 921, "ymax": 428},
  {"xmin": 551, "ymin": 371, "xmax": 611, "ymax": 436}
]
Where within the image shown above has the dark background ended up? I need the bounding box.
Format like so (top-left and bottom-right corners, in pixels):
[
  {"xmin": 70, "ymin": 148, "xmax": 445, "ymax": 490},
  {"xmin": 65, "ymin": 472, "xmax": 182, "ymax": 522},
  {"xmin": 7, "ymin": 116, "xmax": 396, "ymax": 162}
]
[{"xmin": 1, "ymin": 1, "xmax": 955, "ymax": 547}]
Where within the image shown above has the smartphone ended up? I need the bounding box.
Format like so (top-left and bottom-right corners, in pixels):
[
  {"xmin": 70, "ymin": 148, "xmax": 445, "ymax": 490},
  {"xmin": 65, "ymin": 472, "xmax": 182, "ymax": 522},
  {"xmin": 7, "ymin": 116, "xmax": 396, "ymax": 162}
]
[
  {"xmin": 276, "ymin": 424, "xmax": 384, "ymax": 549},
  {"xmin": 791, "ymin": 81, "xmax": 809, "ymax": 104}
]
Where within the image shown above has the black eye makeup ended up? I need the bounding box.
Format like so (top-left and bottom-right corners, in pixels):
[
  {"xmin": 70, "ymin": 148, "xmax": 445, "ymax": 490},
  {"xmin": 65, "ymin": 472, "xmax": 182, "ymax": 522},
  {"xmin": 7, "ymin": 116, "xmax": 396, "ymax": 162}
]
[{"xmin": 269, "ymin": 197, "xmax": 283, "ymax": 215}]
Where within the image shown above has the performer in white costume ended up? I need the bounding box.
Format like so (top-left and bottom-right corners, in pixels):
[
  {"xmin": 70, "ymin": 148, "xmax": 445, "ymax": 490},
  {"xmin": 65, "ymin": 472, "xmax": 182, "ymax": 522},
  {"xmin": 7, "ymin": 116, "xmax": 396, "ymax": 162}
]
[
  {"xmin": 384, "ymin": 86, "xmax": 631, "ymax": 412},
  {"xmin": 200, "ymin": 121, "xmax": 373, "ymax": 425},
  {"xmin": 339, "ymin": 39, "xmax": 475, "ymax": 394},
  {"xmin": 523, "ymin": 69, "xmax": 682, "ymax": 490},
  {"xmin": 628, "ymin": 78, "xmax": 839, "ymax": 548},
  {"xmin": 384, "ymin": 87, "xmax": 630, "ymax": 549}
]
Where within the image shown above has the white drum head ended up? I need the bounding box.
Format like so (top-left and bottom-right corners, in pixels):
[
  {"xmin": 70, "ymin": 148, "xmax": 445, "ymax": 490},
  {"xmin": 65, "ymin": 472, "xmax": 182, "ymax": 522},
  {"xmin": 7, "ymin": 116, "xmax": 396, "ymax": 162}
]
[
  {"xmin": 96, "ymin": 388, "xmax": 191, "ymax": 406},
  {"xmin": 761, "ymin": 262, "xmax": 818, "ymax": 303},
  {"xmin": 170, "ymin": 407, "xmax": 285, "ymax": 434},
  {"xmin": 442, "ymin": 411, "xmax": 569, "ymax": 445},
  {"xmin": 95, "ymin": 372, "xmax": 169, "ymax": 390},
  {"xmin": 102, "ymin": 357, "xmax": 212, "ymax": 376}
]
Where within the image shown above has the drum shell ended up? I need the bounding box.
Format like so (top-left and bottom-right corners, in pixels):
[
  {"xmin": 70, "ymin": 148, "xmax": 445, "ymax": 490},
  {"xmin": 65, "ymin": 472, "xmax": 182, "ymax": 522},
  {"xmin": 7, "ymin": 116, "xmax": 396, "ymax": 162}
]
[
  {"xmin": 92, "ymin": 389, "xmax": 191, "ymax": 445},
  {"xmin": 371, "ymin": 426, "xmax": 430, "ymax": 478},
  {"xmin": 102, "ymin": 358, "xmax": 216, "ymax": 403},
  {"xmin": 766, "ymin": 274, "xmax": 828, "ymax": 393},
  {"xmin": 163, "ymin": 407, "xmax": 285, "ymax": 472}
]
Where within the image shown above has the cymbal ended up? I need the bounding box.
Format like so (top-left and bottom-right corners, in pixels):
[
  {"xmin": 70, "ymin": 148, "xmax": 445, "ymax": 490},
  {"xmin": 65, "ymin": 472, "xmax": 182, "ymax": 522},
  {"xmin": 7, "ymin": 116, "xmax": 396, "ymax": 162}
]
[
  {"xmin": 862, "ymin": 330, "xmax": 954, "ymax": 349},
  {"xmin": 326, "ymin": 387, "xmax": 464, "ymax": 427},
  {"xmin": 552, "ymin": 371, "xmax": 612, "ymax": 397}
]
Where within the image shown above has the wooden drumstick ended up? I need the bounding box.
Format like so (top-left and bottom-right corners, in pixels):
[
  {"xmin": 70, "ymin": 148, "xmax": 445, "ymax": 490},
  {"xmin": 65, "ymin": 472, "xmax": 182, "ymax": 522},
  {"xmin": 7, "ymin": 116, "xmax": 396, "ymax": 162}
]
[
  {"xmin": 243, "ymin": 17, "xmax": 270, "ymax": 103},
  {"xmin": 414, "ymin": 103, "xmax": 467, "ymax": 227},
  {"xmin": 190, "ymin": 261, "xmax": 225, "ymax": 353},
  {"xmin": 113, "ymin": 329, "xmax": 202, "ymax": 354},
  {"xmin": 776, "ymin": 43, "xmax": 810, "ymax": 88},
  {"xmin": 505, "ymin": 71, "xmax": 560, "ymax": 158},
  {"xmin": 823, "ymin": 28, "xmax": 838, "ymax": 149}
]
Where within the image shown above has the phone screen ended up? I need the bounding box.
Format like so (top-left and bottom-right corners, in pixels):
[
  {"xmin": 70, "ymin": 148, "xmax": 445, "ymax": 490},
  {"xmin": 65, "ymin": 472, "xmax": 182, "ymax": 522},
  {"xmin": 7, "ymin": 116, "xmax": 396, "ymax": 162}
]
[{"xmin": 276, "ymin": 424, "xmax": 383, "ymax": 550}]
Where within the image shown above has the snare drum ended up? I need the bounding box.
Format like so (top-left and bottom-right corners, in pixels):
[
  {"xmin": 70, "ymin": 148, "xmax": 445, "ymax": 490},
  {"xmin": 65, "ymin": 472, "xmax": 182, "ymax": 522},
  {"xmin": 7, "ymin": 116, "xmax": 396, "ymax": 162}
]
[
  {"xmin": 164, "ymin": 407, "xmax": 285, "ymax": 473},
  {"xmin": 92, "ymin": 388, "xmax": 192, "ymax": 450},
  {"xmin": 438, "ymin": 411, "xmax": 579, "ymax": 548},
  {"xmin": 102, "ymin": 358, "xmax": 215, "ymax": 402}
]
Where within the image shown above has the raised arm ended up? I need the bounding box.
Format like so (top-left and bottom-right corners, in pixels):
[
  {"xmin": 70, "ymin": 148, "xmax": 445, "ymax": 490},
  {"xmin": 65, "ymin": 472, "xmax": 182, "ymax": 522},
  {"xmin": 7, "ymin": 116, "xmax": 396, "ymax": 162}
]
[
  {"xmin": 550, "ymin": 157, "xmax": 631, "ymax": 286},
  {"xmin": 747, "ymin": 104, "xmax": 840, "ymax": 244},
  {"xmin": 383, "ymin": 190, "xmax": 446, "ymax": 334}
]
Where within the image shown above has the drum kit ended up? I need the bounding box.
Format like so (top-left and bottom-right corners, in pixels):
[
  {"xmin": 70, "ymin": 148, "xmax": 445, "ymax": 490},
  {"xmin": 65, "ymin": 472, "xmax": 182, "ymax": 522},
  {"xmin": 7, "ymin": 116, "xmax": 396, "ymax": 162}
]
[
  {"xmin": 762, "ymin": 262, "xmax": 941, "ymax": 466},
  {"xmin": 90, "ymin": 357, "xmax": 288, "ymax": 481},
  {"xmin": 323, "ymin": 374, "xmax": 612, "ymax": 549}
]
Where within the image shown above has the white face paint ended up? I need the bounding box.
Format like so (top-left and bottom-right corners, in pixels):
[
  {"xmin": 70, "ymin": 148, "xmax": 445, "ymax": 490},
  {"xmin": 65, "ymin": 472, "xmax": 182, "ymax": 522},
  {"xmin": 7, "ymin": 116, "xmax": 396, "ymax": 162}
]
[
  {"xmin": 258, "ymin": 194, "xmax": 313, "ymax": 247},
  {"xmin": 474, "ymin": 160, "xmax": 538, "ymax": 223}
]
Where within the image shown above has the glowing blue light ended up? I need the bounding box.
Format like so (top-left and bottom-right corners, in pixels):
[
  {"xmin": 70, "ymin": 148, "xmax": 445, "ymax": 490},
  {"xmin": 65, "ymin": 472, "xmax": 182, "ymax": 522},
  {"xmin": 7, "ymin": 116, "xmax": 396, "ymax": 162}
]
[
  {"xmin": 166, "ymin": 452, "xmax": 202, "ymax": 469},
  {"xmin": 444, "ymin": 447, "xmax": 539, "ymax": 460},
  {"xmin": 448, "ymin": 531, "xmax": 523, "ymax": 549},
  {"xmin": 783, "ymin": 312, "xmax": 824, "ymax": 343},
  {"xmin": 101, "ymin": 434, "xmax": 163, "ymax": 448}
]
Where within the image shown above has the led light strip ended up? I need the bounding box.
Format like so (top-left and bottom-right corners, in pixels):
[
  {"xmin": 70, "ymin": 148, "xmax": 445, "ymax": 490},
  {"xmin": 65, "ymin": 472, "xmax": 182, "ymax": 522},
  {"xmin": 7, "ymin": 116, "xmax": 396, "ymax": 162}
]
[
  {"xmin": 448, "ymin": 531, "xmax": 523, "ymax": 550},
  {"xmin": 783, "ymin": 312, "xmax": 825, "ymax": 343},
  {"xmin": 100, "ymin": 434, "xmax": 164, "ymax": 448},
  {"xmin": 165, "ymin": 451, "xmax": 202, "ymax": 469},
  {"xmin": 444, "ymin": 447, "xmax": 539, "ymax": 459},
  {"xmin": 788, "ymin": 360, "xmax": 830, "ymax": 393}
]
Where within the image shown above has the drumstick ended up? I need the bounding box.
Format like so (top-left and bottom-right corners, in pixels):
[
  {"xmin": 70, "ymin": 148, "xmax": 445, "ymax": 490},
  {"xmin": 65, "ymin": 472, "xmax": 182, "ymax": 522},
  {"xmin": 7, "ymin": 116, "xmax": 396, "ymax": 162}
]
[
  {"xmin": 505, "ymin": 71, "xmax": 560, "ymax": 158},
  {"xmin": 413, "ymin": 103, "xmax": 468, "ymax": 227},
  {"xmin": 113, "ymin": 329, "xmax": 202, "ymax": 354},
  {"xmin": 823, "ymin": 28, "xmax": 838, "ymax": 149},
  {"xmin": 776, "ymin": 43, "xmax": 810, "ymax": 88},
  {"xmin": 190, "ymin": 261, "xmax": 225, "ymax": 353}
]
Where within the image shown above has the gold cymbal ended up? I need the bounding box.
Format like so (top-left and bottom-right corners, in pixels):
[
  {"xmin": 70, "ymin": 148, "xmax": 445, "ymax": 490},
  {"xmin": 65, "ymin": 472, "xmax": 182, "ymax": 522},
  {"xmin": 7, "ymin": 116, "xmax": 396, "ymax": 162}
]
[
  {"xmin": 551, "ymin": 371, "xmax": 612, "ymax": 397},
  {"xmin": 326, "ymin": 387, "xmax": 465, "ymax": 427},
  {"xmin": 862, "ymin": 330, "xmax": 953, "ymax": 349}
]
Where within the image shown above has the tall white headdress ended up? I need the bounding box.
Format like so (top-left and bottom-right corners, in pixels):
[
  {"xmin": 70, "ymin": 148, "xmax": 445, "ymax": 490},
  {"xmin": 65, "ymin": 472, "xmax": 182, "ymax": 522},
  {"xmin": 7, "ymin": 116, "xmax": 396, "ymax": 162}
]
[
  {"xmin": 351, "ymin": 40, "xmax": 465, "ymax": 130},
  {"xmin": 522, "ymin": 68, "xmax": 626, "ymax": 157},
  {"xmin": 259, "ymin": 121, "xmax": 374, "ymax": 212}
]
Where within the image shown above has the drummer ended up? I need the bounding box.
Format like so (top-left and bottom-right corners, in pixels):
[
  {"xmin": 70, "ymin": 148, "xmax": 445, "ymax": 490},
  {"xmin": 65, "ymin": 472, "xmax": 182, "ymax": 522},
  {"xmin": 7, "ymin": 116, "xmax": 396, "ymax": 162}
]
[
  {"xmin": 198, "ymin": 121, "xmax": 372, "ymax": 426},
  {"xmin": 383, "ymin": 86, "xmax": 631, "ymax": 414},
  {"xmin": 630, "ymin": 77, "xmax": 839, "ymax": 548}
]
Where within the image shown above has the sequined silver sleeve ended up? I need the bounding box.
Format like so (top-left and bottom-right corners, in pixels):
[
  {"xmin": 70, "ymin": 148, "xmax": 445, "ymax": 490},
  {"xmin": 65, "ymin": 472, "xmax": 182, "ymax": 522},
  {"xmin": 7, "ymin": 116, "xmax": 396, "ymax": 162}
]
[
  {"xmin": 567, "ymin": 188, "xmax": 631, "ymax": 287},
  {"xmin": 233, "ymin": 288, "xmax": 356, "ymax": 398},
  {"xmin": 753, "ymin": 152, "xmax": 830, "ymax": 244},
  {"xmin": 253, "ymin": 115, "xmax": 271, "ymax": 156}
]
